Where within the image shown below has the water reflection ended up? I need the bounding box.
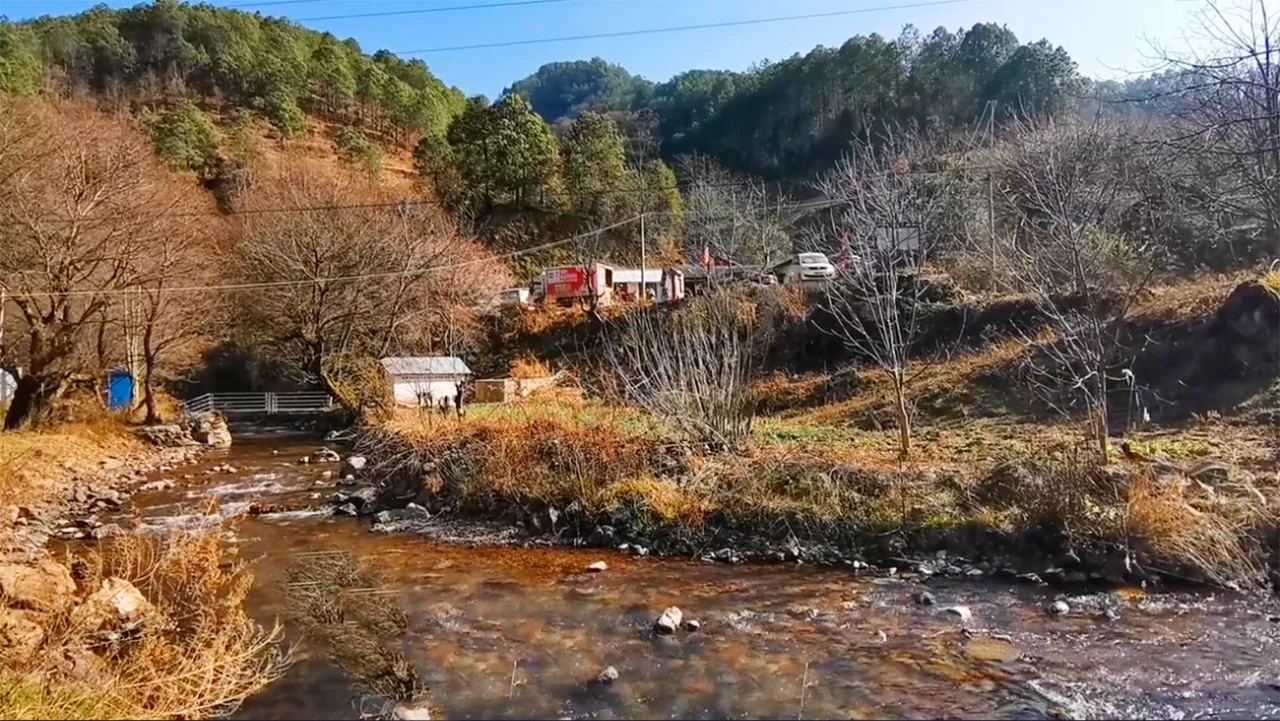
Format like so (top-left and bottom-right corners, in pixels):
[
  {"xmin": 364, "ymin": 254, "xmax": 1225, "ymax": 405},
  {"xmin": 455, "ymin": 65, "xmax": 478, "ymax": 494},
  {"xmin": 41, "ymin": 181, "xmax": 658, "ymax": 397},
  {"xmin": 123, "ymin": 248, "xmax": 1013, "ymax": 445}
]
[{"xmin": 121, "ymin": 436, "xmax": 1280, "ymax": 720}]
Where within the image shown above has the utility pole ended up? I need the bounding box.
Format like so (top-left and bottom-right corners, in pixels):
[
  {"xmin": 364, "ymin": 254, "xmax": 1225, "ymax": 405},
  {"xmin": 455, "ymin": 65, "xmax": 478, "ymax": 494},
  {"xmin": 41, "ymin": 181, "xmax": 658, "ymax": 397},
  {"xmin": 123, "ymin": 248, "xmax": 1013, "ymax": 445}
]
[
  {"xmin": 639, "ymin": 212, "xmax": 647, "ymax": 301},
  {"xmin": 986, "ymin": 100, "xmax": 997, "ymax": 274}
]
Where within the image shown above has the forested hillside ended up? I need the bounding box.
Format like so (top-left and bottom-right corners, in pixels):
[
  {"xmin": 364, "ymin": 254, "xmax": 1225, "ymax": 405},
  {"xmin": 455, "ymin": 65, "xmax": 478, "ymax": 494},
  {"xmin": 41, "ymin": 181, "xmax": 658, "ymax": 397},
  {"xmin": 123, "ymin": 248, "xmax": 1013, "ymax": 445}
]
[
  {"xmin": 0, "ymin": 0, "xmax": 1226, "ymax": 270},
  {"xmin": 506, "ymin": 24, "xmax": 1086, "ymax": 178},
  {"xmin": 0, "ymin": 0, "xmax": 465, "ymax": 143}
]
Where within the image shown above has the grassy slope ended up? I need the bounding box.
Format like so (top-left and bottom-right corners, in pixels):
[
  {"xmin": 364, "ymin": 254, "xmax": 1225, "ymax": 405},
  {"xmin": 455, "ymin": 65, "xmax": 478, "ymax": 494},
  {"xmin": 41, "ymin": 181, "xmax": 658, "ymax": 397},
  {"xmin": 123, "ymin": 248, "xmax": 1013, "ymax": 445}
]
[{"xmin": 366, "ymin": 272, "xmax": 1279, "ymax": 586}]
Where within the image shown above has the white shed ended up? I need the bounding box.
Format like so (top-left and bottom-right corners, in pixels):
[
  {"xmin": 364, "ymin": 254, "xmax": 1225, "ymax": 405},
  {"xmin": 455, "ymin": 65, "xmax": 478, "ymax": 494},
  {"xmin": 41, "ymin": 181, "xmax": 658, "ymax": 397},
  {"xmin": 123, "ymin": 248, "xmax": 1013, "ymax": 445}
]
[{"xmin": 380, "ymin": 356, "xmax": 472, "ymax": 407}]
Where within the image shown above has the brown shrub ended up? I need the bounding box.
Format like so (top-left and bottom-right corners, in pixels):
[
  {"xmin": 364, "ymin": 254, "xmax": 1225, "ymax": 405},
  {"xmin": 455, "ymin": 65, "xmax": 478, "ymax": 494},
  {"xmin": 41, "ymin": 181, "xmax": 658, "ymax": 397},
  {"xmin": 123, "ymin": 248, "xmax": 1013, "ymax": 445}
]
[
  {"xmin": 508, "ymin": 354, "xmax": 551, "ymax": 379},
  {"xmin": 0, "ymin": 528, "xmax": 289, "ymax": 719}
]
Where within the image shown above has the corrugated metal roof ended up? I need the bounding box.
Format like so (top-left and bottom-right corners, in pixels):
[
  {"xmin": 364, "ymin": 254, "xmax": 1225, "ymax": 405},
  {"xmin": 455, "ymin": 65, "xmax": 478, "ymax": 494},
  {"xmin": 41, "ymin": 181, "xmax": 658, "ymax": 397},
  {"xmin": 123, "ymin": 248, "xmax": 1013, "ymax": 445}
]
[{"xmin": 379, "ymin": 356, "xmax": 472, "ymax": 377}]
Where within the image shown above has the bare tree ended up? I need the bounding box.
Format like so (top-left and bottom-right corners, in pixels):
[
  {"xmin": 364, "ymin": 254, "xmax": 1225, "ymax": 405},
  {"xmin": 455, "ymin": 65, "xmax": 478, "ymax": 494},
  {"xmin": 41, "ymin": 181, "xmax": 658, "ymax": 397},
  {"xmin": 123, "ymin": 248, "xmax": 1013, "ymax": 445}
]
[
  {"xmin": 677, "ymin": 154, "xmax": 793, "ymax": 270},
  {"xmin": 606, "ymin": 290, "xmax": 761, "ymax": 451},
  {"xmin": 0, "ymin": 100, "xmax": 210, "ymax": 429},
  {"xmin": 813, "ymin": 129, "xmax": 948, "ymax": 459},
  {"xmin": 232, "ymin": 162, "xmax": 508, "ymax": 409},
  {"xmin": 130, "ymin": 229, "xmax": 227, "ymax": 424},
  {"xmin": 1152, "ymin": 0, "xmax": 1280, "ymax": 248},
  {"xmin": 992, "ymin": 116, "xmax": 1162, "ymax": 463}
]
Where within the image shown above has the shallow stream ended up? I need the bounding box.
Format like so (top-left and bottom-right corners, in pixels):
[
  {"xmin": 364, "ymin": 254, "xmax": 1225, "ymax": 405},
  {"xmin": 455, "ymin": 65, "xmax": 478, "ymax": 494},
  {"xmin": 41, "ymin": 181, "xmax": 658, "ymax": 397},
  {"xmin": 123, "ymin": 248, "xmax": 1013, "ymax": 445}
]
[{"xmin": 119, "ymin": 434, "xmax": 1280, "ymax": 720}]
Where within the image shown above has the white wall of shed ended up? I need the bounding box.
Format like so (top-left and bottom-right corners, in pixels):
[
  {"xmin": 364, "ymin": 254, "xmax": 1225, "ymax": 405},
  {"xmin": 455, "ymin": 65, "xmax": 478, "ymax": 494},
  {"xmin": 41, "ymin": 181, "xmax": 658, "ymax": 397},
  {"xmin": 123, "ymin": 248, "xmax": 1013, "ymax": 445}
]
[{"xmin": 388, "ymin": 375, "xmax": 464, "ymax": 406}]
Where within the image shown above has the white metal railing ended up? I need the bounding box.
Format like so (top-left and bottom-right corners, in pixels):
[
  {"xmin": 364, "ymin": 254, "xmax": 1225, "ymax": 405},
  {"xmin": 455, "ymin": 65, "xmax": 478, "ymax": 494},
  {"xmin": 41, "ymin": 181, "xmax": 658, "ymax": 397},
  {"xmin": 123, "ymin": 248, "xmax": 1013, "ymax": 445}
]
[{"xmin": 181, "ymin": 392, "xmax": 333, "ymax": 416}]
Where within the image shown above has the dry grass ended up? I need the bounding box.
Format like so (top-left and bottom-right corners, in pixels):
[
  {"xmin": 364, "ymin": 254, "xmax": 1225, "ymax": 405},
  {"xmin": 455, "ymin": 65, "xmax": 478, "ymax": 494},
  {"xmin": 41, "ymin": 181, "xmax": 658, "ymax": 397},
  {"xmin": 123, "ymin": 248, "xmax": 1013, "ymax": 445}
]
[
  {"xmin": 284, "ymin": 550, "xmax": 431, "ymax": 716},
  {"xmin": 1123, "ymin": 470, "xmax": 1265, "ymax": 586},
  {"xmin": 1262, "ymin": 268, "xmax": 1280, "ymax": 294},
  {"xmin": 508, "ymin": 353, "xmax": 551, "ymax": 379},
  {"xmin": 778, "ymin": 336, "xmax": 1036, "ymax": 426},
  {"xmin": 371, "ymin": 396, "xmax": 1278, "ymax": 586},
  {"xmin": 0, "ymin": 416, "xmax": 142, "ymax": 510},
  {"xmin": 0, "ymin": 527, "xmax": 290, "ymax": 719}
]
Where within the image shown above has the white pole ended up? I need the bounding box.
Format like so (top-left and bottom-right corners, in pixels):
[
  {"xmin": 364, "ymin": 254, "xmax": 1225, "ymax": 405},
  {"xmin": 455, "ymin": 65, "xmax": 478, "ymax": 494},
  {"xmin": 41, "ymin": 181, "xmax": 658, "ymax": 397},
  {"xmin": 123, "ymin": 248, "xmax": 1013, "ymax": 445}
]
[{"xmin": 640, "ymin": 212, "xmax": 647, "ymax": 301}]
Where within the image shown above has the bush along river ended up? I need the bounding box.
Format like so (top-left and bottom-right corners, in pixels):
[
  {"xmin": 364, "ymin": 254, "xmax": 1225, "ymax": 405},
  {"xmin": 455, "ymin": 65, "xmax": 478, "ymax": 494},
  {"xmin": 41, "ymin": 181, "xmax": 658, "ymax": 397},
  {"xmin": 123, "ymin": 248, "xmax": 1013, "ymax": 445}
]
[{"xmin": 101, "ymin": 433, "xmax": 1280, "ymax": 720}]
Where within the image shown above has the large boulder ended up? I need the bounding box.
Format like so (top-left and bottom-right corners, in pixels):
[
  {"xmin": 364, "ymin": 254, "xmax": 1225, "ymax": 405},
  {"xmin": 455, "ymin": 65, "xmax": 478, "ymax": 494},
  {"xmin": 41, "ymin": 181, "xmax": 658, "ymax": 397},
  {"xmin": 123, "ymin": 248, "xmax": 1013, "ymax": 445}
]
[
  {"xmin": 339, "ymin": 455, "xmax": 368, "ymax": 478},
  {"xmin": 71, "ymin": 578, "xmax": 152, "ymax": 633},
  {"xmin": 1217, "ymin": 280, "xmax": 1280, "ymax": 343},
  {"xmin": 135, "ymin": 424, "xmax": 196, "ymax": 448},
  {"xmin": 189, "ymin": 413, "xmax": 233, "ymax": 448},
  {"xmin": 0, "ymin": 559, "xmax": 76, "ymax": 613},
  {"xmin": 0, "ymin": 608, "xmax": 45, "ymax": 658}
]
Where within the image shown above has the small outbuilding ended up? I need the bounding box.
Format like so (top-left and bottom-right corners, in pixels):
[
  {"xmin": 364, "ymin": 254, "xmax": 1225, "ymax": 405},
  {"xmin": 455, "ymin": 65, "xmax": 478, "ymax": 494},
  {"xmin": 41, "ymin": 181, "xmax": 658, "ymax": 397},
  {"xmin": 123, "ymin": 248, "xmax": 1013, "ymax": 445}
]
[{"xmin": 380, "ymin": 356, "xmax": 472, "ymax": 407}]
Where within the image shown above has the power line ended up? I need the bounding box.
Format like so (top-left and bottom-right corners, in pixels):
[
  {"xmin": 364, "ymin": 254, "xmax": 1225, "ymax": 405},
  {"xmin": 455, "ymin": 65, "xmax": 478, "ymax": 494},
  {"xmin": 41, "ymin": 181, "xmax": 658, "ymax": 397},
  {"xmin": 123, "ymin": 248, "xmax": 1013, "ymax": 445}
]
[
  {"xmin": 223, "ymin": 0, "xmax": 332, "ymax": 8},
  {"xmin": 0, "ymin": 201, "xmax": 849, "ymax": 300},
  {"xmin": 0, "ymin": 178, "xmax": 808, "ymax": 226},
  {"xmin": 393, "ymin": 0, "xmax": 978, "ymax": 54},
  {"xmin": 296, "ymin": 0, "xmax": 573, "ymax": 23},
  {"xmin": 0, "ymin": 162, "xmax": 991, "ymax": 226},
  {"xmin": 0, "ymin": 215, "xmax": 641, "ymax": 300}
]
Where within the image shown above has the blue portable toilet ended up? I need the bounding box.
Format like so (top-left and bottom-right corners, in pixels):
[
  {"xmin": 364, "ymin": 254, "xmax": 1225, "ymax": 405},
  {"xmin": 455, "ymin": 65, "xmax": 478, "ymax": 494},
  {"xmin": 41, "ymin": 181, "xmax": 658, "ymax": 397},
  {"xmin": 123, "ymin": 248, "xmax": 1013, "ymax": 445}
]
[{"xmin": 107, "ymin": 368, "xmax": 134, "ymax": 411}]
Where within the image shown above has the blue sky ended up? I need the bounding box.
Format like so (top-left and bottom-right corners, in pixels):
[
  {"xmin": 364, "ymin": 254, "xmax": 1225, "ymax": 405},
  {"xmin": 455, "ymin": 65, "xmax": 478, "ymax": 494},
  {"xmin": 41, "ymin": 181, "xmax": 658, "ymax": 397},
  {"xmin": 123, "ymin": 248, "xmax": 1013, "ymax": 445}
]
[{"xmin": 5, "ymin": 0, "xmax": 1200, "ymax": 97}]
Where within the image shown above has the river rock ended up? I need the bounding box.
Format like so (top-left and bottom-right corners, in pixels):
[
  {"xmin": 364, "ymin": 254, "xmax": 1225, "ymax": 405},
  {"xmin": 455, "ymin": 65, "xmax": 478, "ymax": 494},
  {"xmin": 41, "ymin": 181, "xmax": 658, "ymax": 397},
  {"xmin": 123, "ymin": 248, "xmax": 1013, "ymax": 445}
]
[
  {"xmin": 587, "ymin": 561, "xmax": 608, "ymax": 573},
  {"xmin": 298, "ymin": 456, "xmax": 311, "ymax": 465},
  {"xmin": 189, "ymin": 413, "xmax": 232, "ymax": 448},
  {"xmin": 683, "ymin": 618, "xmax": 701, "ymax": 632},
  {"xmin": 72, "ymin": 578, "xmax": 152, "ymax": 633},
  {"xmin": 100, "ymin": 458, "xmax": 123, "ymax": 472},
  {"xmin": 341, "ymin": 486, "xmax": 379, "ymax": 509},
  {"xmin": 138, "ymin": 479, "xmax": 175, "ymax": 492},
  {"xmin": 654, "ymin": 606, "xmax": 683, "ymax": 635},
  {"xmin": 0, "ymin": 607, "xmax": 45, "ymax": 657},
  {"xmin": 913, "ymin": 590, "xmax": 936, "ymax": 606},
  {"xmin": 390, "ymin": 700, "xmax": 433, "ymax": 720},
  {"xmin": 91, "ymin": 523, "xmax": 122, "ymax": 540},
  {"xmin": 314, "ymin": 447, "xmax": 341, "ymax": 463},
  {"xmin": 374, "ymin": 505, "xmax": 430, "ymax": 525},
  {"xmin": 340, "ymin": 456, "xmax": 368, "ymax": 477},
  {"xmin": 334, "ymin": 503, "xmax": 359, "ymax": 517},
  {"xmin": 941, "ymin": 605, "xmax": 972, "ymax": 623},
  {"xmin": 135, "ymin": 424, "xmax": 195, "ymax": 447},
  {"xmin": 0, "ymin": 559, "xmax": 76, "ymax": 613},
  {"xmin": 597, "ymin": 666, "xmax": 620, "ymax": 684},
  {"xmin": 1048, "ymin": 600, "xmax": 1070, "ymax": 615},
  {"xmin": 587, "ymin": 525, "xmax": 618, "ymax": 548}
]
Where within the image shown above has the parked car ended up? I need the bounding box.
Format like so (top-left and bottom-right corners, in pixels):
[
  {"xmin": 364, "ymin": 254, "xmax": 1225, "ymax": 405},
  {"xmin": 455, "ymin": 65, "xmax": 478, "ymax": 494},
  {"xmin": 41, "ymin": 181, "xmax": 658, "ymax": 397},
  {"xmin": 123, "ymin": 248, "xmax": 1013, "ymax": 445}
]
[{"xmin": 778, "ymin": 252, "xmax": 837, "ymax": 285}]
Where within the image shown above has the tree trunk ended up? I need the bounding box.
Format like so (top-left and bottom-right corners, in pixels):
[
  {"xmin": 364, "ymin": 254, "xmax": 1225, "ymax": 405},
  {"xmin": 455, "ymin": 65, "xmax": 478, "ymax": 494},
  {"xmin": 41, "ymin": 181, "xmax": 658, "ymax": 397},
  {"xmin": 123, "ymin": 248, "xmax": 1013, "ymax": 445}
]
[
  {"xmin": 3, "ymin": 372, "xmax": 65, "ymax": 430},
  {"xmin": 1095, "ymin": 371, "xmax": 1110, "ymax": 465},
  {"xmin": 893, "ymin": 373, "xmax": 911, "ymax": 460},
  {"xmin": 142, "ymin": 351, "xmax": 159, "ymax": 425}
]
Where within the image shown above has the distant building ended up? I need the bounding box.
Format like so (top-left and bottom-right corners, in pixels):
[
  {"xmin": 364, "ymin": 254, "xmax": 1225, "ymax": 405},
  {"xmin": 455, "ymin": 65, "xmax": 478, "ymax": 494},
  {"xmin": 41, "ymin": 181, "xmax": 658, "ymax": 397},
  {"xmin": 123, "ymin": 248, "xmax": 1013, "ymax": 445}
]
[
  {"xmin": 380, "ymin": 356, "xmax": 472, "ymax": 407},
  {"xmin": 612, "ymin": 267, "xmax": 685, "ymax": 304}
]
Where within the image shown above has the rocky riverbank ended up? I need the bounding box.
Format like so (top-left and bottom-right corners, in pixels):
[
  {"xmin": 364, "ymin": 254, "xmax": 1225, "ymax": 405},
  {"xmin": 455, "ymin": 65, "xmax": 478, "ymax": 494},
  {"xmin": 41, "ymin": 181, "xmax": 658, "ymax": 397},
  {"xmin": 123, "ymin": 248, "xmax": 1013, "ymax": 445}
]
[
  {"xmin": 0, "ymin": 414, "xmax": 232, "ymax": 562},
  {"xmin": 327, "ymin": 425, "xmax": 1277, "ymax": 594}
]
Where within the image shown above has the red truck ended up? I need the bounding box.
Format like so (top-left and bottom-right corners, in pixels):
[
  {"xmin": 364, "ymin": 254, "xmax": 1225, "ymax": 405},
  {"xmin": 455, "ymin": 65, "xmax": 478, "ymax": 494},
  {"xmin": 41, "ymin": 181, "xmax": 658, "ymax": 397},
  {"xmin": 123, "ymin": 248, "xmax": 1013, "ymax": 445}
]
[{"xmin": 538, "ymin": 263, "xmax": 615, "ymax": 306}]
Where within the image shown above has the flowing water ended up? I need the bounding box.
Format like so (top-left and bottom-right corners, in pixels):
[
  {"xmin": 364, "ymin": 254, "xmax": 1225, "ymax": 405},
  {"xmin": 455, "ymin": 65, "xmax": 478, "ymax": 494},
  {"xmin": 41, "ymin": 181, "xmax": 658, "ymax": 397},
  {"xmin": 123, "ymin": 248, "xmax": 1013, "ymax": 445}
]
[{"xmin": 118, "ymin": 433, "xmax": 1280, "ymax": 720}]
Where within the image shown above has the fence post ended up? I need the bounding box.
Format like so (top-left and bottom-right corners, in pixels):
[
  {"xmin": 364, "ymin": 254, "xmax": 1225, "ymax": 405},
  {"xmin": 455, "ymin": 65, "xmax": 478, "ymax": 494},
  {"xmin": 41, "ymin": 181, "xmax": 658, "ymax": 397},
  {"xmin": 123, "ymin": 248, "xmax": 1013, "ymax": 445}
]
[{"xmin": 266, "ymin": 392, "xmax": 276, "ymax": 415}]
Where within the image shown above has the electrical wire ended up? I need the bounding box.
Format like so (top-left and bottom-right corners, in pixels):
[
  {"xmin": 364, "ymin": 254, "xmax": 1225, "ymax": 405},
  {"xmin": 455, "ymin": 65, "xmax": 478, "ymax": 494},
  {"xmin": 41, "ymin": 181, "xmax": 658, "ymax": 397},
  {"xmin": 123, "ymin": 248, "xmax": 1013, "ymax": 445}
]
[
  {"xmin": 0, "ymin": 200, "xmax": 845, "ymax": 300},
  {"xmin": 223, "ymin": 0, "xmax": 333, "ymax": 9},
  {"xmin": 393, "ymin": 0, "xmax": 978, "ymax": 54},
  {"xmin": 297, "ymin": 0, "xmax": 573, "ymax": 23}
]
